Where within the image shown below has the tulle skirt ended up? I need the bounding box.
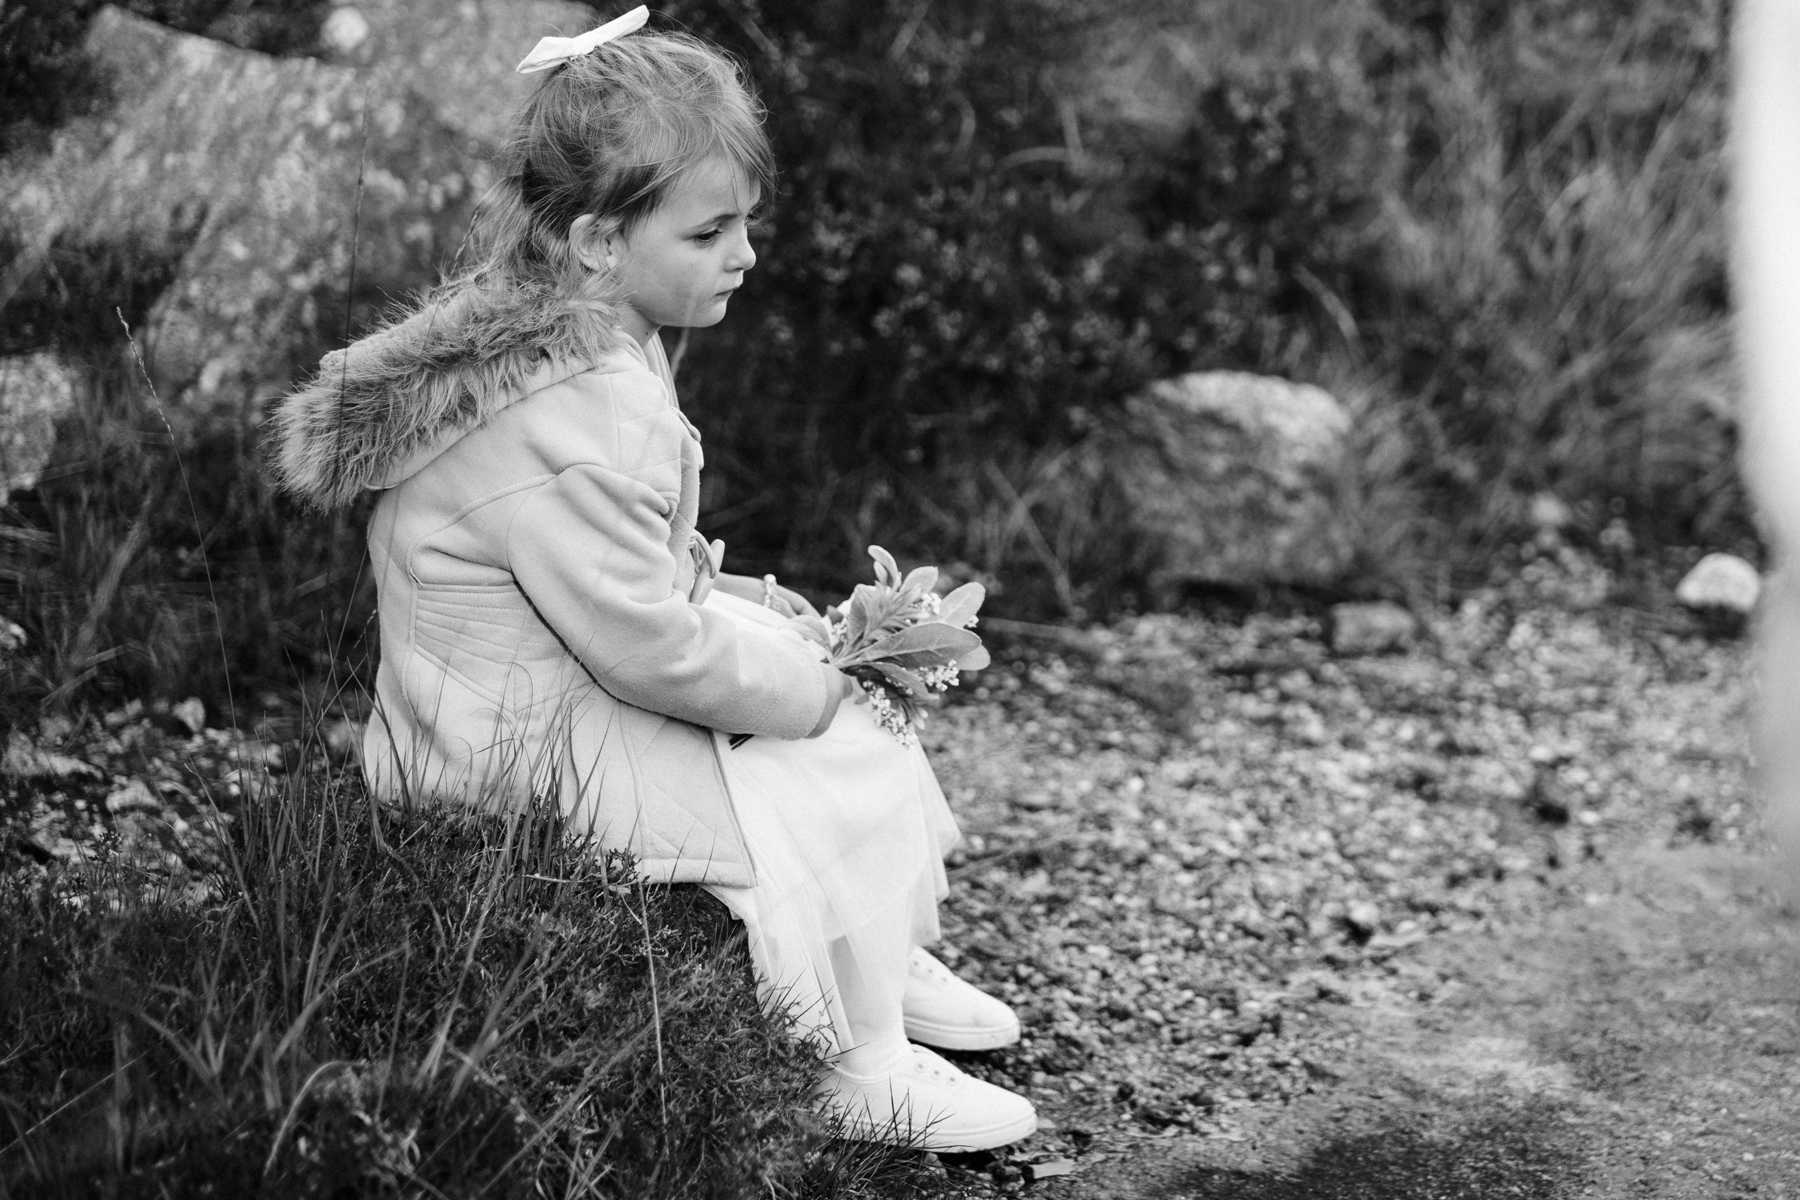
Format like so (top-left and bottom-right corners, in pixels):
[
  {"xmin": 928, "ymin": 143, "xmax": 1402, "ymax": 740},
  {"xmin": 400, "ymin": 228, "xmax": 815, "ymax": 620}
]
[{"xmin": 701, "ymin": 591, "xmax": 962, "ymax": 1058}]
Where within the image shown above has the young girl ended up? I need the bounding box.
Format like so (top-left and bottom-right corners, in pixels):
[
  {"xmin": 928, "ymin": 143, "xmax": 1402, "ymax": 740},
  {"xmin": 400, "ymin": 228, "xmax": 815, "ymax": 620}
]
[{"xmin": 273, "ymin": 7, "xmax": 1037, "ymax": 1153}]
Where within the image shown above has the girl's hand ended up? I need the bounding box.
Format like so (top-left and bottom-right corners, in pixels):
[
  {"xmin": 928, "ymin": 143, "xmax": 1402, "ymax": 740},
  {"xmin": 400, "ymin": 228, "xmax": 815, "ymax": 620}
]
[
  {"xmin": 708, "ymin": 572, "xmax": 818, "ymax": 617},
  {"xmin": 786, "ymin": 613, "xmax": 833, "ymax": 653},
  {"xmin": 806, "ymin": 668, "xmax": 857, "ymax": 738},
  {"xmin": 771, "ymin": 583, "xmax": 820, "ymax": 619}
]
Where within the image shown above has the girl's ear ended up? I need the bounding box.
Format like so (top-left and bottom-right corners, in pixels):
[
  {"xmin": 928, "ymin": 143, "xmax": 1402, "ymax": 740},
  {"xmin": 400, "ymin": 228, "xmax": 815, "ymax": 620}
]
[{"xmin": 569, "ymin": 213, "xmax": 626, "ymax": 274}]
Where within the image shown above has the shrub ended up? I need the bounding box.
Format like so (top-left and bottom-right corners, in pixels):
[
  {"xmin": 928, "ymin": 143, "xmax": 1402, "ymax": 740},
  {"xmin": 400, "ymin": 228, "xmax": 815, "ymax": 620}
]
[
  {"xmin": 0, "ymin": 358, "xmax": 371, "ymax": 720},
  {"xmin": 1356, "ymin": 0, "xmax": 1745, "ymax": 561}
]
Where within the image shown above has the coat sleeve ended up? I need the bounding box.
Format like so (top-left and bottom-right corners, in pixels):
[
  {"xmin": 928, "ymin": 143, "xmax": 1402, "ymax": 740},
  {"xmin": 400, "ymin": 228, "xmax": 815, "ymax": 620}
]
[{"xmin": 505, "ymin": 448, "xmax": 832, "ymax": 740}]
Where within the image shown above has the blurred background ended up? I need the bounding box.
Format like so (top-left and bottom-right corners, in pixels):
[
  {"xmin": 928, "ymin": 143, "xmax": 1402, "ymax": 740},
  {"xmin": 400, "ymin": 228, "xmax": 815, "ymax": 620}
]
[{"xmin": 0, "ymin": 0, "xmax": 1748, "ymax": 719}]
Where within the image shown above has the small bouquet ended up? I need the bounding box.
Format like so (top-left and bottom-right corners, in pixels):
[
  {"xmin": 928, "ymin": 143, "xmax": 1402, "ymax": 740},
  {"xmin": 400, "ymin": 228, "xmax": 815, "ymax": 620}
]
[{"xmin": 736, "ymin": 547, "xmax": 989, "ymax": 746}]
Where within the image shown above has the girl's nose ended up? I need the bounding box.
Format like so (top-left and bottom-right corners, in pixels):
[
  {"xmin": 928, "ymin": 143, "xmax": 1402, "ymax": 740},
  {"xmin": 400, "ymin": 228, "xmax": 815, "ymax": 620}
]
[{"xmin": 727, "ymin": 226, "xmax": 756, "ymax": 272}]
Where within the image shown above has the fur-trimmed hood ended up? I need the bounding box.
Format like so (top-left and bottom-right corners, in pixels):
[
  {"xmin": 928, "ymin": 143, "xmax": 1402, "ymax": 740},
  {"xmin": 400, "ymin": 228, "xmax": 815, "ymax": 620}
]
[{"xmin": 272, "ymin": 277, "xmax": 628, "ymax": 509}]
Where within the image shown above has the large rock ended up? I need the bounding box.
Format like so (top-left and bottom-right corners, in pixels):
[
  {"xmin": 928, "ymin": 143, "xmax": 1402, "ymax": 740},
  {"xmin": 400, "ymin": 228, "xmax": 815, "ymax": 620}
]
[
  {"xmin": 320, "ymin": 0, "xmax": 596, "ymax": 148},
  {"xmin": 1089, "ymin": 371, "xmax": 1354, "ymax": 601},
  {"xmin": 0, "ymin": 353, "xmax": 80, "ymax": 500},
  {"xmin": 0, "ymin": 2, "xmax": 588, "ymax": 410}
]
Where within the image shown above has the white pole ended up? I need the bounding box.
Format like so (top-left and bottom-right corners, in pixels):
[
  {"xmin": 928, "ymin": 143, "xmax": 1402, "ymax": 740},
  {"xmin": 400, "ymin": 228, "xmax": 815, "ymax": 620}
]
[{"xmin": 1734, "ymin": 0, "xmax": 1800, "ymax": 897}]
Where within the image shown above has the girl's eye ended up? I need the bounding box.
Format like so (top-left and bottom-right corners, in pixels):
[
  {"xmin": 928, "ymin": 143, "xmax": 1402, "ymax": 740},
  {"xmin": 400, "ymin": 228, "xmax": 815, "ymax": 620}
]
[{"xmin": 693, "ymin": 229, "xmax": 721, "ymax": 245}]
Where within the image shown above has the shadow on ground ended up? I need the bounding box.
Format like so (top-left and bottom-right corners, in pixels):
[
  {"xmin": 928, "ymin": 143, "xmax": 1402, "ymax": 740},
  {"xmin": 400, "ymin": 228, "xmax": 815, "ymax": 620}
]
[{"xmin": 1161, "ymin": 1106, "xmax": 1580, "ymax": 1199}]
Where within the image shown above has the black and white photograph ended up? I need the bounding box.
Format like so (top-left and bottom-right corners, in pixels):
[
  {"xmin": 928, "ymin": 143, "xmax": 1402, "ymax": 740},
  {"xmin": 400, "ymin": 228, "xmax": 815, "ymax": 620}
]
[{"xmin": 1, "ymin": 0, "xmax": 1795, "ymax": 1195}]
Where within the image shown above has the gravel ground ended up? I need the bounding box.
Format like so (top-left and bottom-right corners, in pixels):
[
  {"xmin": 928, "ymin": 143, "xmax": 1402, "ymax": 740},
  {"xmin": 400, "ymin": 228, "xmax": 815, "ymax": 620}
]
[
  {"xmin": 911, "ymin": 546, "xmax": 1769, "ymax": 1196},
  {"xmin": 2, "ymin": 545, "xmax": 1778, "ymax": 1197}
]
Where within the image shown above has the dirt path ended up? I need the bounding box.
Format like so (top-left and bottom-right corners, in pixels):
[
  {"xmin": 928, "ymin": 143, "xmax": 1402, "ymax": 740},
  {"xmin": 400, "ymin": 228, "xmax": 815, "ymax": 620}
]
[
  {"xmin": 917, "ymin": 553, "xmax": 1795, "ymax": 1198},
  {"xmin": 1047, "ymin": 844, "xmax": 1798, "ymax": 1199}
]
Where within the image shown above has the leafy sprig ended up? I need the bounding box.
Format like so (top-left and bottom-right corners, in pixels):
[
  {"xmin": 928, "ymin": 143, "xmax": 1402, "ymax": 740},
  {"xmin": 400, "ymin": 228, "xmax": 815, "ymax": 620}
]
[{"xmin": 785, "ymin": 547, "xmax": 990, "ymax": 744}]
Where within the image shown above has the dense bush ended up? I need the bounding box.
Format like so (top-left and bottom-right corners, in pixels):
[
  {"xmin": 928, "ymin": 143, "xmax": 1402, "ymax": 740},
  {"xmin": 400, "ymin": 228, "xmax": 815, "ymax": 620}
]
[{"xmin": 656, "ymin": 0, "xmax": 1392, "ymax": 608}]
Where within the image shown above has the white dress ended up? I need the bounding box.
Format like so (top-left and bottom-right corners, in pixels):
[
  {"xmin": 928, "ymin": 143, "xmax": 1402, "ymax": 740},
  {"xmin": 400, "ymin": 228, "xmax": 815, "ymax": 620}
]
[
  {"xmin": 638, "ymin": 336, "xmax": 961, "ymax": 1058},
  {"xmin": 699, "ymin": 589, "xmax": 962, "ymax": 1058}
]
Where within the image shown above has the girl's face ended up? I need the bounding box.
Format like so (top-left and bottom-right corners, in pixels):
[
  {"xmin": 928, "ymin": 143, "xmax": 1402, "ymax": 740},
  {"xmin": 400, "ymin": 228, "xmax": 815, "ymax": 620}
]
[{"xmin": 590, "ymin": 157, "xmax": 760, "ymax": 344}]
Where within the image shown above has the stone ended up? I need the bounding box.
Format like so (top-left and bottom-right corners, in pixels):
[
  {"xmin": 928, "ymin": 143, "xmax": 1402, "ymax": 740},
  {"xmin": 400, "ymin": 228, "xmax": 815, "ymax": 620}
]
[
  {"xmin": 1675, "ymin": 553, "xmax": 1761, "ymax": 614},
  {"xmin": 1527, "ymin": 491, "xmax": 1573, "ymax": 534},
  {"xmin": 0, "ymin": 7, "xmax": 495, "ymax": 405},
  {"xmin": 320, "ymin": 0, "xmax": 595, "ymax": 147},
  {"xmin": 171, "ymin": 696, "xmax": 207, "ymax": 736},
  {"xmin": 1088, "ymin": 371, "xmax": 1353, "ymax": 601},
  {"xmin": 1343, "ymin": 900, "xmax": 1381, "ymax": 939},
  {"xmin": 1329, "ymin": 601, "xmax": 1417, "ymax": 656},
  {"xmin": 105, "ymin": 778, "xmax": 162, "ymax": 814},
  {"xmin": 0, "ymin": 353, "xmax": 79, "ymax": 500},
  {"xmin": 321, "ymin": 7, "xmax": 373, "ymax": 54},
  {"xmin": 1, "ymin": 731, "xmax": 102, "ymax": 780},
  {"xmin": 322, "ymin": 718, "xmax": 365, "ymax": 761}
]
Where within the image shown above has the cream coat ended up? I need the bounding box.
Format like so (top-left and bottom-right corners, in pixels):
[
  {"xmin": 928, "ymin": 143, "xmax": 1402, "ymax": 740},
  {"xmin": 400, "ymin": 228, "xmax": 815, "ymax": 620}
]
[{"xmin": 273, "ymin": 279, "xmax": 832, "ymax": 885}]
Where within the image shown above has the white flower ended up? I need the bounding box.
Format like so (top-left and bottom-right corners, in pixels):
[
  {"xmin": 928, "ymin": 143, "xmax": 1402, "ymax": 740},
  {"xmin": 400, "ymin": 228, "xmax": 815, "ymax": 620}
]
[
  {"xmin": 919, "ymin": 663, "xmax": 962, "ymax": 691},
  {"xmin": 859, "ymin": 680, "xmax": 917, "ymax": 745}
]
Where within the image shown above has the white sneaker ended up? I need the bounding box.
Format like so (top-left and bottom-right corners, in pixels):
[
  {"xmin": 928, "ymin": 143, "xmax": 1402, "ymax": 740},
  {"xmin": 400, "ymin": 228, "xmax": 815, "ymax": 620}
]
[
  {"xmin": 902, "ymin": 948, "xmax": 1022, "ymax": 1051},
  {"xmin": 815, "ymin": 1045, "xmax": 1038, "ymax": 1152}
]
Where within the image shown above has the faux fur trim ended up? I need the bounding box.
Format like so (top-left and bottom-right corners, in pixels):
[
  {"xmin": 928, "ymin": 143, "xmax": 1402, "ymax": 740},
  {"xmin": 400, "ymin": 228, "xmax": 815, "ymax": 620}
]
[{"xmin": 271, "ymin": 276, "xmax": 627, "ymax": 509}]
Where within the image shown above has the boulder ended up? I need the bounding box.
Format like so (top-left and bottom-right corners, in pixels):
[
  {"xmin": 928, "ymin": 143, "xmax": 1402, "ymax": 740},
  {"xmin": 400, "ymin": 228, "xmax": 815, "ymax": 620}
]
[
  {"xmin": 0, "ymin": 353, "xmax": 79, "ymax": 500},
  {"xmin": 1089, "ymin": 371, "xmax": 1354, "ymax": 602},
  {"xmin": 0, "ymin": 8, "xmax": 488, "ymax": 405},
  {"xmin": 0, "ymin": 2, "xmax": 585, "ymax": 410},
  {"xmin": 1675, "ymin": 553, "xmax": 1762, "ymax": 615}
]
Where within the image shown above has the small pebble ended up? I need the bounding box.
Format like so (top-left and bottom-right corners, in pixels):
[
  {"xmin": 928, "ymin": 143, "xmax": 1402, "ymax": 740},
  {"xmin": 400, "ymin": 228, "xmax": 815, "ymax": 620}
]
[
  {"xmin": 1329, "ymin": 602, "xmax": 1417, "ymax": 656},
  {"xmin": 1027, "ymin": 1159, "xmax": 1076, "ymax": 1180},
  {"xmin": 171, "ymin": 697, "xmax": 206, "ymax": 736},
  {"xmin": 1675, "ymin": 553, "xmax": 1760, "ymax": 614},
  {"xmin": 322, "ymin": 719, "xmax": 364, "ymax": 761},
  {"xmin": 105, "ymin": 779, "xmax": 160, "ymax": 814},
  {"xmin": 1344, "ymin": 900, "xmax": 1382, "ymax": 938}
]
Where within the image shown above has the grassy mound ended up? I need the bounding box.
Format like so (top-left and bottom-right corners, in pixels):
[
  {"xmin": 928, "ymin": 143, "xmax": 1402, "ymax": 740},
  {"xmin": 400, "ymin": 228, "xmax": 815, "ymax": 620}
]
[{"xmin": 0, "ymin": 754, "xmax": 933, "ymax": 1197}]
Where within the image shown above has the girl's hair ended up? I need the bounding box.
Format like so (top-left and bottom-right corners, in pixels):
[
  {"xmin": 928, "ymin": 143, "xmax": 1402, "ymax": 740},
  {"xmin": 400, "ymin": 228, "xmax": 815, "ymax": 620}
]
[{"xmin": 470, "ymin": 28, "xmax": 774, "ymax": 286}]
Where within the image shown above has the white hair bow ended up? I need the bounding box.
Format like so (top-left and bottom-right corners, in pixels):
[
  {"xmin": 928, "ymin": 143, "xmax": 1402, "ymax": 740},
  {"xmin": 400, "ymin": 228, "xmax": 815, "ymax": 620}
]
[{"xmin": 516, "ymin": 5, "xmax": 650, "ymax": 74}]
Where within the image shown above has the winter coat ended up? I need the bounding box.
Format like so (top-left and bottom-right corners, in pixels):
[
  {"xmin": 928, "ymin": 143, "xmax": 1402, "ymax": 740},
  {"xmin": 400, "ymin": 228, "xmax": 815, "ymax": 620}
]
[{"xmin": 271, "ymin": 277, "xmax": 833, "ymax": 886}]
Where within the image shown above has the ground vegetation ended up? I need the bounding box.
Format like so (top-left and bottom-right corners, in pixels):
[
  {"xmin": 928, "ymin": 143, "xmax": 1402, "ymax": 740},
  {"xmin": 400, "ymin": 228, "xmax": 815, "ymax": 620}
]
[
  {"xmin": 2, "ymin": 545, "xmax": 1778, "ymax": 1196},
  {"xmin": 0, "ymin": 0, "xmax": 1751, "ymax": 714}
]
